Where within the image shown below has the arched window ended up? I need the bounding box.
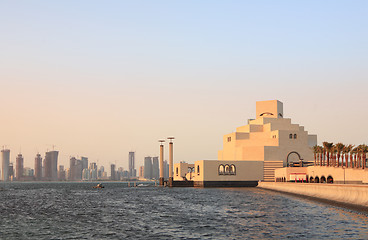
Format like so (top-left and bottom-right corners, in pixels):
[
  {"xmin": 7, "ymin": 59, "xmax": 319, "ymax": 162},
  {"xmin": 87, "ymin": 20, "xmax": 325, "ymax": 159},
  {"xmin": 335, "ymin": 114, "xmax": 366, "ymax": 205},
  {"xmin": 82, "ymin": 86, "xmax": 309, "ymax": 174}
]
[
  {"xmin": 218, "ymin": 165, "xmax": 225, "ymax": 175},
  {"xmin": 230, "ymin": 165, "xmax": 236, "ymax": 175},
  {"xmin": 315, "ymin": 176, "xmax": 320, "ymax": 183},
  {"xmin": 176, "ymin": 167, "xmax": 179, "ymax": 176},
  {"xmin": 327, "ymin": 176, "xmax": 333, "ymax": 184},
  {"xmin": 294, "ymin": 134, "xmax": 297, "ymax": 139},
  {"xmin": 224, "ymin": 165, "xmax": 230, "ymax": 174},
  {"xmin": 197, "ymin": 165, "xmax": 200, "ymax": 175},
  {"xmin": 321, "ymin": 176, "xmax": 326, "ymax": 183},
  {"xmin": 289, "ymin": 134, "xmax": 293, "ymax": 139}
]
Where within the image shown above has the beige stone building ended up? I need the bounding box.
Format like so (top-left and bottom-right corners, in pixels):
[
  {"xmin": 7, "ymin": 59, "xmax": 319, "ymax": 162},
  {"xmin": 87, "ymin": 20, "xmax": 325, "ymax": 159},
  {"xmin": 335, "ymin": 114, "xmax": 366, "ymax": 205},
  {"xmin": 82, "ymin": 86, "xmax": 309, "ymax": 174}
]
[
  {"xmin": 174, "ymin": 100, "xmax": 317, "ymax": 187},
  {"xmin": 275, "ymin": 165, "xmax": 368, "ymax": 184}
]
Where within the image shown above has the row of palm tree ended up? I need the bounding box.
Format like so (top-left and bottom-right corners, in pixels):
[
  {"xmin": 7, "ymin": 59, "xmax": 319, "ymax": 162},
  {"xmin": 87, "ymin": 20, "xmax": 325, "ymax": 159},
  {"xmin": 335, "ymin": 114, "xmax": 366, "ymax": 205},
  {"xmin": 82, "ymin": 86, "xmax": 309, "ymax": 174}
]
[{"xmin": 313, "ymin": 142, "xmax": 368, "ymax": 169}]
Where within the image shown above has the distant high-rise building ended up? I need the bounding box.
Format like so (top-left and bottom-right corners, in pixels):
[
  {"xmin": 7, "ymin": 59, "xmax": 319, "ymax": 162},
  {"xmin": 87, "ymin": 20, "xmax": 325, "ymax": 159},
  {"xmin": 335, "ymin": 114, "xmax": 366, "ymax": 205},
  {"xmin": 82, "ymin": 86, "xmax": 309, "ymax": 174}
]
[
  {"xmin": 16, "ymin": 153, "xmax": 24, "ymax": 181},
  {"xmin": 44, "ymin": 151, "xmax": 59, "ymax": 181},
  {"xmin": 1, "ymin": 149, "xmax": 10, "ymax": 181},
  {"xmin": 111, "ymin": 164, "xmax": 116, "ymax": 181},
  {"xmin": 144, "ymin": 156, "xmax": 152, "ymax": 179},
  {"xmin": 58, "ymin": 165, "xmax": 66, "ymax": 181},
  {"xmin": 164, "ymin": 160, "xmax": 169, "ymax": 179},
  {"xmin": 98, "ymin": 166, "xmax": 104, "ymax": 179},
  {"xmin": 139, "ymin": 166, "xmax": 144, "ymax": 178},
  {"xmin": 8, "ymin": 163, "xmax": 14, "ymax": 181},
  {"xmin": 152, "ymin": 157, "xmax": 159, "ymax": 179},
  {"xmin": 82, "ymin": 168, "xmax": 90, "ymax": 180},
  {"xmin": 81, "ymin": 157, "xmax": 88, "ymax": 170},
  {"xmin": 75, "ymin": 160, "xmax": 83, "ymax": 180},
  {"xmin": 34, "ymin": 153, "xmax": 42, "ymax": 181},
  {"xmin": 90, "ymin": 168, "xmax": 97, "ymax": 180},
  {"xmin": 90, "ymin": 162, "xmax": 97, "ymax": 170},
  {"xmin": 69, "ymin": 157, "xmax": 76, "ymax": 180},
  {"xmin": 129, "ymin": 152, "xmax": 135, "ymax": 178},
  {"xmin": 117, "ymin": 167, "xmax": 124, "ymax": 180},
  {"xmin": 23, "ymin": 167, "xmax": 34, "ymax": 177}
]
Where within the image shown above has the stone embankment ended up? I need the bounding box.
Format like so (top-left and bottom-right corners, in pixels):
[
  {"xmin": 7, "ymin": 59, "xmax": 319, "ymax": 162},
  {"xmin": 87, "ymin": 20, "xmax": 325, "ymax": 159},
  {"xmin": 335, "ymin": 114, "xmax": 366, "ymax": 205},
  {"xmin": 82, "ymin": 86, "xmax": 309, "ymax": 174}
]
[{"xmin": 258, "ymin": 182, "xmax": 368, "ymax": 210}]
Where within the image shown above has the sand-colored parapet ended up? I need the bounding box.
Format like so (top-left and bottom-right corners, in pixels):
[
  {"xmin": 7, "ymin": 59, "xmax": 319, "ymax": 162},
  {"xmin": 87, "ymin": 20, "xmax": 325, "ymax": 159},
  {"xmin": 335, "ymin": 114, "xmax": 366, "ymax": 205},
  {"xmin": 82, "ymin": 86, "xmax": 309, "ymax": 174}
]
[{"xmin": 258, "ymin": 182, "xmax": 368, "ymax": 208}]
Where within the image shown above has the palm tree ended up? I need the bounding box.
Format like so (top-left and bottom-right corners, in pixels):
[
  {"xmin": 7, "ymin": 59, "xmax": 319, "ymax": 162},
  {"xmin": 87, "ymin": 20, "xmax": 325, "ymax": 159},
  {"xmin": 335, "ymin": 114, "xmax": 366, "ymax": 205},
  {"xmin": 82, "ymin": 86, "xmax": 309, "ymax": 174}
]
[
  {"xmin": 362, "ymin": 144, "xmax": 368, "ymax": 169},
  {"xmin": 342, "ymin": 144, "xmax": 354, "ymax": 168},
  {"xmin": 313, "ymin": 145, "xmax": 320, "ymax": 166},
  {"xmin": 317, "ymin": 145, "xmax": 323, "ymax": 166},
  {"xmin": 352, "ymin": 147, "xmax": 359, "ymax": 168},
  {"xmin": 323, "ymin": 142, "xmax": 334, "ymax": 167},
  {"xmin": 357, "ymin": 144, "xmax": 368, "ymax": 169},
  {"xmin": 335, "ymin": 143, "xmax": 345, "ymax": 167}
]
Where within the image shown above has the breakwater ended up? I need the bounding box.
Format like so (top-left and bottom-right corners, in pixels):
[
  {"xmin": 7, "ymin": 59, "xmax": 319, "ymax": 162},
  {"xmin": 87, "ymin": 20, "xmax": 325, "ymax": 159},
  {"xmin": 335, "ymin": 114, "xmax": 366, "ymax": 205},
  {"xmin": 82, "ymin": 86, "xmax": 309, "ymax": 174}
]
[{"xmin": 258, "ymin": 182, "xmax": 368, "ymax": 211}]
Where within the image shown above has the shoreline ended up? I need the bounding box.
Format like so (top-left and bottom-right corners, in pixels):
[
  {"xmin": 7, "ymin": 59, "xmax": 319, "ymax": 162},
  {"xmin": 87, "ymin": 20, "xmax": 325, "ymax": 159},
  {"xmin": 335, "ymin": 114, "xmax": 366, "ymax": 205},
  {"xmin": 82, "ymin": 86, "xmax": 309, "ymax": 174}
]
[{"xmin": 258, "ymin": 182, "xmax": 368, "ymax": 213}]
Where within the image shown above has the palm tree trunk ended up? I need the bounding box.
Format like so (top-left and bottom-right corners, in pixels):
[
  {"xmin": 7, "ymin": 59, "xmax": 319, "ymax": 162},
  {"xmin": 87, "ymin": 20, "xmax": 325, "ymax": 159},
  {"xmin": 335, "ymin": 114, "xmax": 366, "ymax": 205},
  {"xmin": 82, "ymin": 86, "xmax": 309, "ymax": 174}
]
[
  {"xmin": 350, "ymin": 153, "xmax": 353, "ymax": 168},
  {"xmin": 363, "ymin": 153, "xmax": 366, "ymax": 169},
  {"xmin": 345, "ymin": 154, "xmax": 348, "ymax": 168}
]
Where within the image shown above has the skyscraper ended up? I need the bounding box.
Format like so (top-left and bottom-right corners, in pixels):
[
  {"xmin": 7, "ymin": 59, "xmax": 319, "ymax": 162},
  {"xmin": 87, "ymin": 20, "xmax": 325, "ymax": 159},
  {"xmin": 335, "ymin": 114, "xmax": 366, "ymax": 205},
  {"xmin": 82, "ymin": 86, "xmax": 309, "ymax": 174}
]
[
  {"xmin": 69, "ymin": 157, "xmax": 76, "ymax": 181},
  {"xmin": 75, "ymin": 159, "xmax": 83, "ymax": 180},
  {"xmin": 111, "ymin": 164, "xmax": 116, "ymax": 181},
  {"xmin": 139, "ymin": 166, "xmax": 144, "ymax": 178},
  {"xmin": 34, "ymin": 153, "xmax": 42, "ymax": 181},
  {"xmin": 69, "ymin": 157, "xmax": 82, "ymax": 181},
  {"xmin": 16, "ymin": 153, "xmax": 24, "ymax": 181},
  {"xmin": 81, "ymin": 157, "xmax": 88, "ymax": 171},
  {"xmin": 164, "ymin": 160, "xmax": 169, "ymax": 179},
  {"xmin": 144, "ymin": 156, "xmax": 152, "ymax": 179},
  {"xmin": 58, "ymin": 165, "xmax": 66, "ymax": 181},
  {"xmin": 129, "ymin": 152, "xmax": 135, "ymax": 178},
  {"xmin": 8, "ymin": 163, "xmax": 14, "ymax": 181},
  {"xmin": 152, "ymin": 157, "xmax": 159, "ymax": 179},
  {"xmin": 1, "ymin": 149, "xmax": 10, "ymax": 181},
  {"xmin": 44, "ymin": 151, "xmax": 59, "ymax": 181}
]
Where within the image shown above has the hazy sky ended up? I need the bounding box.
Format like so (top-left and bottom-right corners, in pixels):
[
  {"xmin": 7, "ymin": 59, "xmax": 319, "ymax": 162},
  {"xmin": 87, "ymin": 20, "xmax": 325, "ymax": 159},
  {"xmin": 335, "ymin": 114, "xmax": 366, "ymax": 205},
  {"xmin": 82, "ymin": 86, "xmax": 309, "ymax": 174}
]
[{"xmin": 0, "ymin": 1, "xmax": 367, "ymax": 170}]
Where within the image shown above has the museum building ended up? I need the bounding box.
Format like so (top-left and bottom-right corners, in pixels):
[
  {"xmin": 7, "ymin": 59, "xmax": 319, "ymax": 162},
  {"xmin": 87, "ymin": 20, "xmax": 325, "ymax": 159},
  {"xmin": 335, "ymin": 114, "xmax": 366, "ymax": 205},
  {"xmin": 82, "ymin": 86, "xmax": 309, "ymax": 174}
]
[{"xmin": 174, "ymin": 100, "xmax": 317, "ymax": 187}]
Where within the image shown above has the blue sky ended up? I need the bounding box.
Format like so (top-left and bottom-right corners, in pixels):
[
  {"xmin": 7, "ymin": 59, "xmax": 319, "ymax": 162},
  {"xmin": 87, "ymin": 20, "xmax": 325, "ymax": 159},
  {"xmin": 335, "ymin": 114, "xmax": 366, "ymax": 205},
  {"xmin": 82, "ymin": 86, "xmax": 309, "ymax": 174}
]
[{"xmin": 0, "ymin": 1, "xmax": 367, "ymax": 170}]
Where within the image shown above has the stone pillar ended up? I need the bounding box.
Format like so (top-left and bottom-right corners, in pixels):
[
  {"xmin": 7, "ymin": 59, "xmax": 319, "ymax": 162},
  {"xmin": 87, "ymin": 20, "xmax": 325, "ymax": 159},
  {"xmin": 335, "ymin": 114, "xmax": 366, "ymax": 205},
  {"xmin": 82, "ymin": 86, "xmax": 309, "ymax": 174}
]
[
  {"xmin": 169, "ymin": 141, "xmax": 173, "ymax": 187},
  {"xmin": 159, "ymin": 142, "xmax": 164, "ymax": 186}
]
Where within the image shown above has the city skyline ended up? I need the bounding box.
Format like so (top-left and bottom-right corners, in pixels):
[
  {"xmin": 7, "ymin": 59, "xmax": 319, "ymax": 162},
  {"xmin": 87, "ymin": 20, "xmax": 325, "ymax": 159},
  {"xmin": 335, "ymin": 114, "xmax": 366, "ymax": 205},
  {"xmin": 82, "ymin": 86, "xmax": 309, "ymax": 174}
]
[
  {"xmin": 0, "ymin": 1, "xmax": 367, "ymax": 169},
  {"xmin": 0, "ymin": 147, "xmax": 144, "ymax": 181}
]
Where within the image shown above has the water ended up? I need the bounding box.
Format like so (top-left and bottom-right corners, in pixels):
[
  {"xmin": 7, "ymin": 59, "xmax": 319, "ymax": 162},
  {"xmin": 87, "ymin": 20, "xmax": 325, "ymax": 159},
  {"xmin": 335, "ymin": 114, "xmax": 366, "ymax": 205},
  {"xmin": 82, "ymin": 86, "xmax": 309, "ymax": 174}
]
[{"xmin": 0, "ymin": 182, "xmax": 367, "ymax": 239}]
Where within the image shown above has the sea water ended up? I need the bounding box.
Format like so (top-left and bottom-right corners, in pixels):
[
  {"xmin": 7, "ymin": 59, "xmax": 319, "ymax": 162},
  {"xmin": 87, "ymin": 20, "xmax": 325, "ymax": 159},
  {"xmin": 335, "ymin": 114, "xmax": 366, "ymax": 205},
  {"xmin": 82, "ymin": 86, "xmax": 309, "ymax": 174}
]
[{"xmin": 0, "ymin": 182, "xmax": 367, "ymax": 239}]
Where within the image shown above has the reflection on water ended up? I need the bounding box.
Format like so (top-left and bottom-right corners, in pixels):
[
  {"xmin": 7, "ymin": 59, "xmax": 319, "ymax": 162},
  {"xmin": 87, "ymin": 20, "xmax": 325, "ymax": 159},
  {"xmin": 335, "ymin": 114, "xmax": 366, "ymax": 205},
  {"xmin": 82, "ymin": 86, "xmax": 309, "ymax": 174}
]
[{"xmin": 0, "ymin": 182, "xmax": 367, "ymax": 239}]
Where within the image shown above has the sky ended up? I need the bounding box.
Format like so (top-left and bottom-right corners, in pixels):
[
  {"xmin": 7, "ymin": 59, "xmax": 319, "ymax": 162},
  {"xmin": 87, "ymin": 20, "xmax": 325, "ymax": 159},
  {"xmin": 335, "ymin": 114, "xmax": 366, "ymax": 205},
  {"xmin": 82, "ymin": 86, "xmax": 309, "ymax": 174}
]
[{"xmin": 0, "ymin": 1, "xmax": 367, "ymax": 171}]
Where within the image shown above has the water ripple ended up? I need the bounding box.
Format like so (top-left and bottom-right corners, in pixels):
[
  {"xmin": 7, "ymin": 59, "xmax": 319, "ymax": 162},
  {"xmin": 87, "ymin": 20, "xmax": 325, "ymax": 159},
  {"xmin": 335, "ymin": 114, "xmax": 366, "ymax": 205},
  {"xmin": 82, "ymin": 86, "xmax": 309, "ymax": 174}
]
[{"xmin": 0, "ymin": 182, "xmax": 367, "ymax": 239}]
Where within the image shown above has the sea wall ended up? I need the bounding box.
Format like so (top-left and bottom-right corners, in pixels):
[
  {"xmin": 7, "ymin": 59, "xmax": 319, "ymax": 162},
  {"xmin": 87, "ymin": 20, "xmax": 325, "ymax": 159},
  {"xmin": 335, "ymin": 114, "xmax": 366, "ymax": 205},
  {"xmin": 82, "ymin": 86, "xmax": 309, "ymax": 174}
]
[{"xmin": 257, "ymin": 182, "xmax": 368, "ymax": 208}]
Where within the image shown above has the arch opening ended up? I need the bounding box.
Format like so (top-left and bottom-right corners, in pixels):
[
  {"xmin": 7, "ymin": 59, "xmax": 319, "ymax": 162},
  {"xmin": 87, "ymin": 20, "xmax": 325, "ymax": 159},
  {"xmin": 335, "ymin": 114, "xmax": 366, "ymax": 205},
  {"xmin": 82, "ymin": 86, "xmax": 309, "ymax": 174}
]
[
  {"xmin": 286, "ymin": 151, "xmax": 303, "ymax": 167},
  {"xmin": 327, "ymin": 176, "xmax": 333, "ymax": 184},
  {"xmin": 315, "ymin": 176, "xmax": 320, "ymax": 183},
  {"xmin": 321, "ymin": 176, "xmax": 326, "ymax": 183}
]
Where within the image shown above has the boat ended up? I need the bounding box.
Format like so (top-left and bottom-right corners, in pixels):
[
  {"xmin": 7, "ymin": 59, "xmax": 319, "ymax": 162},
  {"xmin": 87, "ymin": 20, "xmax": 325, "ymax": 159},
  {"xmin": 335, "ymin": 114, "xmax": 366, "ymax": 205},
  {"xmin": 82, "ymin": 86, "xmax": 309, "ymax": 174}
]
[{"xmin": 93, "ymin": 183, "xmax": 104, "ymax": 189}]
